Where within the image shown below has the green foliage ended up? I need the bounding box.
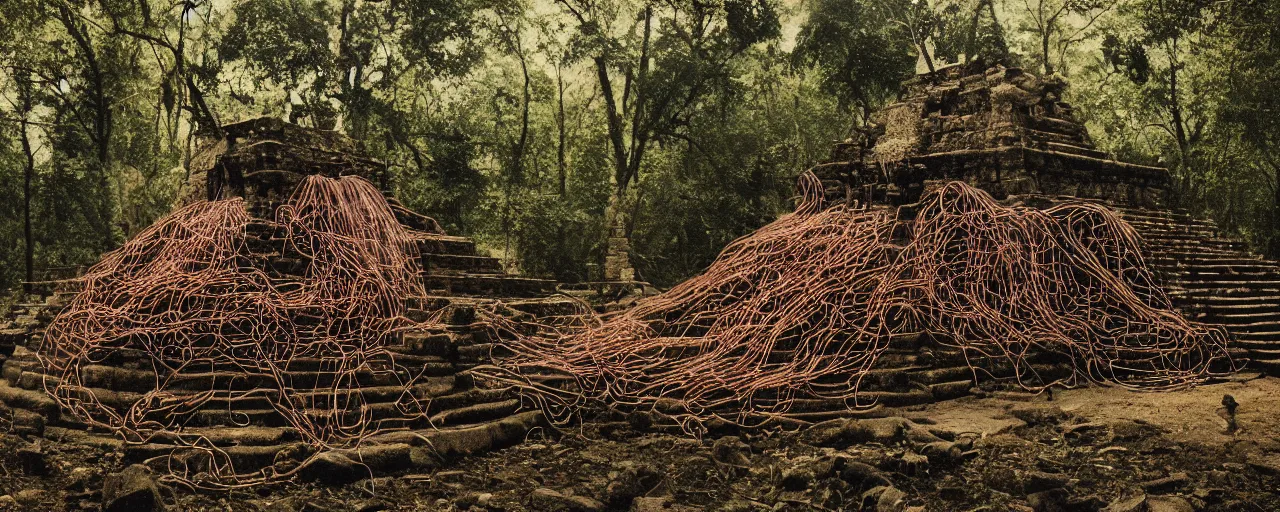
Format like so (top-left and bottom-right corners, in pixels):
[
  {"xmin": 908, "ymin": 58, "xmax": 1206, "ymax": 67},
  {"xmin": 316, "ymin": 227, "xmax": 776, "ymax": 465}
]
[
  {"xmin": 221, "ymin": 0, "xmax": 334, "ymax": 87},
  {"xmin": 2, "ymin": 0, "xmax": 1280, "ymax": 294},
  {"xmin": 933, "ymin": 0, "xmax": 1009, "ymax": 64},
  {"xmin": 793, "ymin": 0, "xmax": 915, "ymax": 124}
]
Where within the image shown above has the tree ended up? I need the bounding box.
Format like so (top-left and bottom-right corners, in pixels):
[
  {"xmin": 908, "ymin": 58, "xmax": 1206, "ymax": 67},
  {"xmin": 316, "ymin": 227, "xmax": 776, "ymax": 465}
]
[
  {"xmin": 932, "ymin": 0, "xmax": 1009, "ymax": 65},
  {"xmin": 552, "ymin": 0, "xmax": 781, "ymax": 277},
  {"xmin": 1217, "ymin": 0, "xmax": 1280, "ymax": 252},
  {"xmin": 1099, "ymin": 0, "xmax": 1218, "ymax": 183},
  {"xmin": 793, "ymin": 0, "xmax": 916, "ymax": 128},
  {"xmin": 1015, "ymin": 0, "xmax": 1119, "ymax": 75}
]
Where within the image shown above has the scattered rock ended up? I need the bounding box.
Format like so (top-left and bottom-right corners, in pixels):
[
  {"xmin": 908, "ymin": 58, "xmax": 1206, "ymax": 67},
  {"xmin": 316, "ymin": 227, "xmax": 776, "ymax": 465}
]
[
  {"xmin": 9, "ymin": 408, "xmax": 45, "ymax": 437},
  {"xmin": 434, "ymin": 470, "xmax": 469, "ymax": 483},
  {"xmin": 1024, "ymin": 470, "xmax": 1070, "ymax": 493},
  {"xmin": 1141, "ymin": 472, "xmax": 1190, "ymax": 494},
  {"xmin": 889, "ymin": 451, "xmax": 929, "ymax": 476},
  {"xmin": 804, "ymin": 417, "xmax": 927, "ymax": 447},
  {"xmin": 102, "ymin": 464, "xmax": 166, "ymax": 512},
  {"xmin": 1101, "ymin": 495, "xmax": 1144, "ymax": 512},
  {"xmin": 1068, "ymin": 495, "xmax": 1107, "ymax": 511},
  {"xmin": 16, "ymin": 441, "xmax": 45, "ymax": 475},
  {"xmin": 529, "ymin": 488, "xmax": 605, "ymax": 512},
  {"xmin": 918, "ymin": 441, "xmax": 962, "ymax": 463},
  {"xmin": 876, "ymin": 486, "xmax": 907, "ymax": 512},
  {"xmin": 780, "ymin": 466, "xmax": 815, "ymax": 491},
  {"xmin": 13, "ymin": 489, "xmax": 45, "ymax": 507},
  {"xmin": 938, "ymin": 486, "xmax": 966, "ymax": 501},
  {"xmin": 1246, "ymin": 454, "xmax": 1280, "ymax": 476},
  {"xmin": 65, "ymin": 466, "xmax": 99, "ymax": 491},
  {"xmin": 1192, "ymin": 486, "xmax": 1225, "ymax": 502},
  {"xmin": 627, "ymin": 410, "xmax": 655, "ymax": 431},
  {"xmin": 604, "ymin": 463, "xmax": 663, "ymax": 507},
  {"xmin": 1008, "ymin": 404, "xmax": 1070, "ymax": 426},
  {"xmin": 710, "ymin": 436, "xmax": 750, "ymax": 467},
  {"xmin": 630, "ymin": 496, "xmax": 696, "ymax": 512},
  {"xmin": 1145, "ymin": 496, "xmax": 1194, "ymax": 512},
  {"xmin": 296, "ymin": 451, "xmax": 365, "ymax": 485},
  {"xmin": 714, "ymin": 499, "xmax": 767, "ymax": 512},
  {"xmin": 839, "ymin": 460, "xmax": 892, "ymax": 490},
  {"xmin": 455, "ymin": 493, "xmax": 485, "ymax": 509},
  {"xmin": 0, "ymin": 496, "xmax": 15, "ymax": 509},
  {"xmin": 353, "ymin": 499, "xmax": 389, "ymax": 512},
  {"xmin": 1026, "ymin": 488, "xmax": 1069, "ymax": 512},
  {"xmin": 1108, "ymin": 420, "xmax": 1163, "ymax": 441}
]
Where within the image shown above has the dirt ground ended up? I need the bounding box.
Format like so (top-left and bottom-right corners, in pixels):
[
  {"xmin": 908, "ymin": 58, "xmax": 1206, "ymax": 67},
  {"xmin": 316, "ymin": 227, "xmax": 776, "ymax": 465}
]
[{"xmin": 2, "ymin": 376, "xmax": 1278, "ymax": 511}]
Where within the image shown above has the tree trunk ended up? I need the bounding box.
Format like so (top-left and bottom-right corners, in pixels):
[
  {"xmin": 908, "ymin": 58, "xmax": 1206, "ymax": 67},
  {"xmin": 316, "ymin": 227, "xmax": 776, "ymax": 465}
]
[
  {"xmin": 19, "ymin": 96, "xmax": 35, "ymax": 294},
  {"xmin": 1271, "ymin": 159, "xmax": 1280, "ymax": 257},
  {"xmin": 60, "ymin": 5, "xmax": 115, "ymax": 250},
  {"xmin": 556, "ymin": 68, "xmax": 567, "ymax": 195},
  {"xmin": 1169, "ymin": 64, "xmax": 1190, "ymax": 165},
  {"xmin": 1042, "ymin": 31, "xmax": 1054, "ymax": 75},
  {"xmin": 514, "ymin": 43, "xmax": 531, "ymax": 185},
  {"xmin": 595, "ymin": 57, "xmax": 629, "ymax": 190}
]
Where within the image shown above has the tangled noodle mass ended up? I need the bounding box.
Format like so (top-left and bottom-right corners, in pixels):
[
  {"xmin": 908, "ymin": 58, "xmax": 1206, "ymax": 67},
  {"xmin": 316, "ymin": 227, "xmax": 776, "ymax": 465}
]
[
  {"xmin": 36, "ymin": 170, "xmax": 1235, "ymax": 485},
  {"xmin": 479, "ymin": 172, "xmax": 1234, "ymax": 431},
  {"xmin": 39, "ymin": 175, "xmax": 435, "ymax": 486}
]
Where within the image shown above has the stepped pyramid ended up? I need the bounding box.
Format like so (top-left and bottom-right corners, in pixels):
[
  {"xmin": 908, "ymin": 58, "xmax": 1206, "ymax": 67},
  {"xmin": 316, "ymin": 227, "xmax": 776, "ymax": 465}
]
[
  {"xmin": 814, "ymin": 61, "xmax": 1274, "ymax": 374},
  {"xmin": 0, "ymin": 117, "xmax": 579, "ymax": 482}
]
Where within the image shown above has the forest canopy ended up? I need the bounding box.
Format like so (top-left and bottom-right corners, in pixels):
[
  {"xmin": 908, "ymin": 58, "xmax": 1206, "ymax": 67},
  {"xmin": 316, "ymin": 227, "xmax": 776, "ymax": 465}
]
[{"xmin": 1, "ymin": 0, "xmax": 1278, "ymax": 292}]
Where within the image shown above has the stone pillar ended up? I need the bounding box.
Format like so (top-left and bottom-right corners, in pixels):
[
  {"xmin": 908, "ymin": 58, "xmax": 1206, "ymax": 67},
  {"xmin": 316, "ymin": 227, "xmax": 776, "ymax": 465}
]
[{"xmin": 603, "ymin": 197, "xmax": 635, "ymax": 282}]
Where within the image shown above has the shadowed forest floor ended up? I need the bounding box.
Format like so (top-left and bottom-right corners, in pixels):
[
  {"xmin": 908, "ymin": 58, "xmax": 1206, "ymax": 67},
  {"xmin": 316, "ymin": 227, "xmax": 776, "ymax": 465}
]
[{"xmin": 2, "ymin": 377, "xmax": 1278, "ymax": 511}]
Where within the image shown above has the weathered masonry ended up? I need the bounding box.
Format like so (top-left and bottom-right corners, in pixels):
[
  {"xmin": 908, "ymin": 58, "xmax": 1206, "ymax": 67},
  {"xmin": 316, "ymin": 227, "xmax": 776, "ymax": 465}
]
[
  {"xmin": 0, "ymin": 118, "xmax": 577, "ymax": 483},
  {"xmin": 814, "ymin": 61, "xmax": 1277, "ymax": 373}
]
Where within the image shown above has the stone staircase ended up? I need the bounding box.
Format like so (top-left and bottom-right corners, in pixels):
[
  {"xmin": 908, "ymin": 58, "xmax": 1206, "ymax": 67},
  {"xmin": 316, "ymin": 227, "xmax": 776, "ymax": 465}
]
[
  {"xmin": 775, "ymin": 332, "xmax": 1073, "ymax": 424},
  {"xmin": 1110, "ymin": 206, "xmax": 1280, "ymax": 373},
  {"xmin": 0, "ymin": 204, "xmax": 576, "ymax": 478},
  {"xmin": 0, "ymin": 260, "xmax": 571, "ymax": 476}
]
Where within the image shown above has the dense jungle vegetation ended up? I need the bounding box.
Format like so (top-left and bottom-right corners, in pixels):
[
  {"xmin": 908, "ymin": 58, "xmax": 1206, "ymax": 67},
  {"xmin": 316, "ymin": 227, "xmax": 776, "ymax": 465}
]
[{"xmin": 0, "ymin": 0, "xmax": 1278, "ymax": 290}]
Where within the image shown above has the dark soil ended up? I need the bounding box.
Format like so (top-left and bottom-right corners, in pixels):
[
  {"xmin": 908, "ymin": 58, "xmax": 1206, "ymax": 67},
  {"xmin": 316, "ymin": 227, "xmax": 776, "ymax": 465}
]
[{"xmin": 2, "ymin": 378, "xmax": 1279, "ymax": 511}]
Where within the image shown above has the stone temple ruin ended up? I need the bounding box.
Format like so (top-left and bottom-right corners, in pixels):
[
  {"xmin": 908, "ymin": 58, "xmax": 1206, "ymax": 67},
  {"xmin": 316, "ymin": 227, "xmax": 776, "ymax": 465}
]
[
  {"xmin": 814, "ymin": 61, "xmax": 1278, "ymax": 375},
  {"xmin": 0, "ymin": 63, "xmax": 1273, "ymax": 490},
  {"xmin": 0, "ymin": 117, "xmax": 578, "ymax": 487},
  {"xmin": 485, "ymin": 62, "xmax": 1246, "ymax": 431}
]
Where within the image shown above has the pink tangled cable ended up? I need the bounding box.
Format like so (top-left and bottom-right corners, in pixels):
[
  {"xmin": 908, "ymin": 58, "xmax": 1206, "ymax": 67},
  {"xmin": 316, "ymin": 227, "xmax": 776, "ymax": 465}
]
[{"xmin": 480, "ymin": 172, "xmax": 1234, "ymax": 432}]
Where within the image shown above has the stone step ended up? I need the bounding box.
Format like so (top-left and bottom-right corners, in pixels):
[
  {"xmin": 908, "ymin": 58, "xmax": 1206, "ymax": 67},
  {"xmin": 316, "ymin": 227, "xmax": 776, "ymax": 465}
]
[
  {"xmin": 1181, "ymin": 304, "xmax": 1280, "ymax": 317},
  {"xmin": 1164, "ymin": 258, "xmax": 1274, "ymax": 268},
  {"xmin": 1230, "ymin": 342, "xmax": 1280, "ymax": 360},
  {"xmin": 1043, "ymin": 141, "xmax": 1109, "ymax": 159},
  {"xmin": 422, "ymin": 274, "xmax": 557, "ymax": 298},
  {"xmin": 414, "ymin": 235, "xmax": 479, "ymax": 257},
  {"xmin": 1233, "ymin": 331, "xmax": 1280, "ymax": 341},
  {"xmin": 1247, "ymin": 356, "xmax": 1280, "ymax": 370},
  {"xmin": 1202, "ymin": 311, "xmax": 1280, "ymax": 323},
  {"xmin": 1024, "ymin": 128, "xmax": 1092, "ymax": 147},
  {"xmin": 421, "ymin": 253, "xmax": 504, "ymax": 275},
  {"xmin": 143, "ymin": 393, "xmax": 518, "ymax": 430},
  {"xmin": 1172, "ymin": 280, "xmax": 1280, "ymax": 291},
  {"xmin": 11, "ymin": 362, "xmax": 460, "ymax": 393},
  {"xmin": 0, "ymin": 379, "xmax": 60, "ymax": 420},
  {"xmin": 1178, "ymin": 263, "xmax": 1280, "ymax": 274},
  {"xmin": 1221, "ymin": 321, "xmax": 1280, "ymax": 334},
  {"xmin": 110, "ymin": 409, "xmax": 545, "ymax": 474},
  {"xmin": 1147, "ymin": 241, "xmax": 1250, "ymax": 253},
  {"xmin": 1173, "ymin": 293, "xmax": 1280, "ymax": 304}
]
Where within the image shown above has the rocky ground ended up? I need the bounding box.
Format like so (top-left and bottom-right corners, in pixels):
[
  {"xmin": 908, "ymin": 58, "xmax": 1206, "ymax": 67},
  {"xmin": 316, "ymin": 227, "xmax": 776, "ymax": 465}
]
[{"xmin": 2, "ymin": 376, "xmax": 1278, "ymax": 512}]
